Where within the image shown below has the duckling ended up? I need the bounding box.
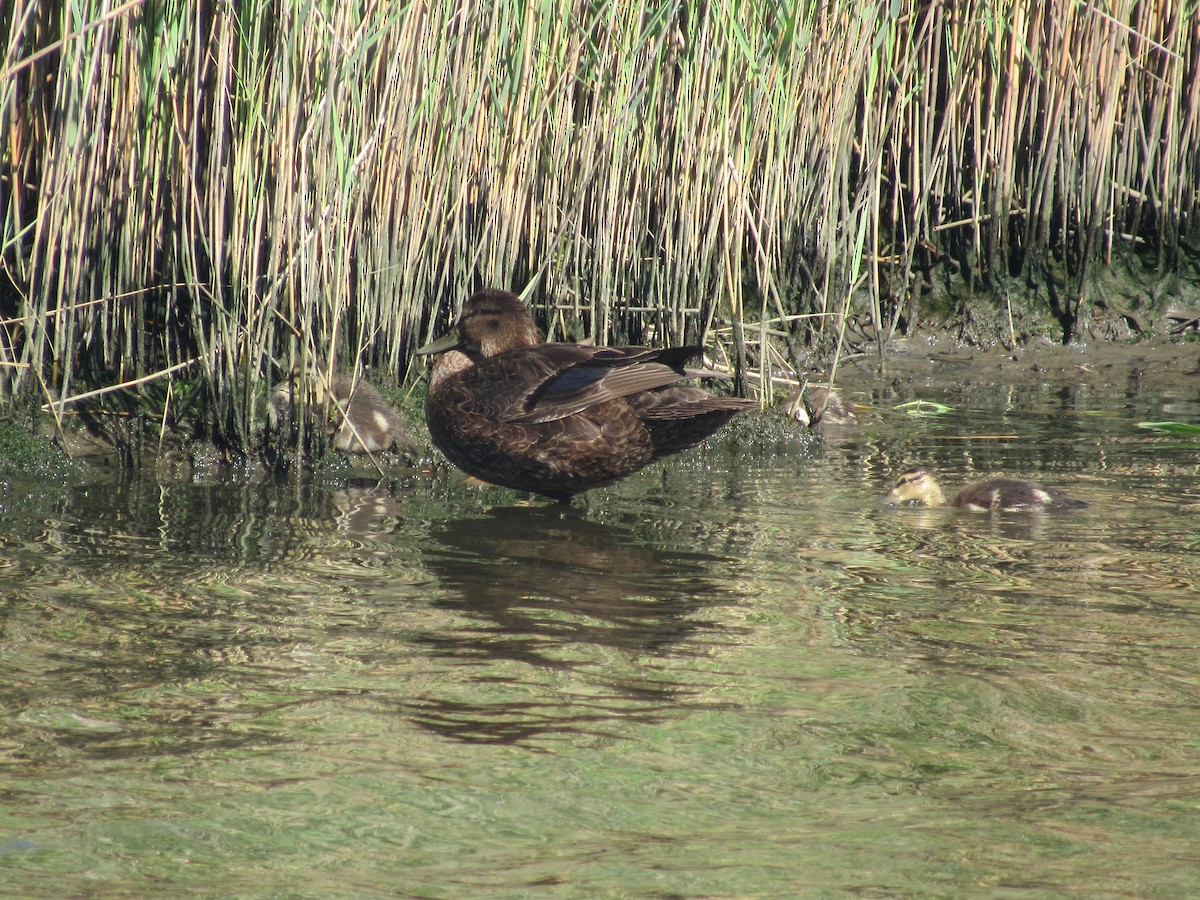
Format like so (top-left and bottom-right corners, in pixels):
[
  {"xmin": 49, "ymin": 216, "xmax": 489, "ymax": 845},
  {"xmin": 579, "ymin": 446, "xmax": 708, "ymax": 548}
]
[
  {"xmin": 416, "ymin": 289, "xmax": 756, "ymax": 503},
  {"xmin": 270, "ymin": 370, "xmax": 416, "ymax": 455},
  {"xmin": 884, "ymin": 467, "xmax": 1087, "ymax": 511},
  {"xmin": 784, "ymin": 385, "xmax": 857, "ymax": 427}
]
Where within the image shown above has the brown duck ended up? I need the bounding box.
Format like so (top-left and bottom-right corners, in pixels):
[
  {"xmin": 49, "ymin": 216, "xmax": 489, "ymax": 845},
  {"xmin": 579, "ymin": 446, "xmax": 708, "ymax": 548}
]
[
  {"xmin": 884, "ymin": 467, "xmax": 1087, "ymax": 512},
  {"xmin": 416, "ymin": 289, "xmax": 756, "ymax": 503}
]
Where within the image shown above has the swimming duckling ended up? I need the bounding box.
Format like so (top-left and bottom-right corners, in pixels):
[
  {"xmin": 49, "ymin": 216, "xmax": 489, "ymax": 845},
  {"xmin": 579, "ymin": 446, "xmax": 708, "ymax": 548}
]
[
  {"xmin": 416, "ymin": 289, "xmax": 756, "ymax": 503},
  {"xmin": 270, "ymin": 370, "xmax": 416, "ymax": 455},
  {"xmin": 885, "ymin": 467, "xmax": 1087, "ymax": 511}
]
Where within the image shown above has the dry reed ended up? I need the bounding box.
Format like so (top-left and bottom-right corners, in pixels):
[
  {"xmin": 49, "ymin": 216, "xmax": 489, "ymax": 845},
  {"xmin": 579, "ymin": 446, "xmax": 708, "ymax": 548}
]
[{"xmin": 1, "ymin": 1, "xmax": 1197, "ymax": 455}]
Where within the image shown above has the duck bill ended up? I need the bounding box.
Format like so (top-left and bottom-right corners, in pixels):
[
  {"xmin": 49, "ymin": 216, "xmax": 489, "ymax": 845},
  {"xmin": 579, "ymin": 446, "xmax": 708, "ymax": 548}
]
[{"xmin": 415, "ymin": 332, "xmax": 462, "ymax": 356}]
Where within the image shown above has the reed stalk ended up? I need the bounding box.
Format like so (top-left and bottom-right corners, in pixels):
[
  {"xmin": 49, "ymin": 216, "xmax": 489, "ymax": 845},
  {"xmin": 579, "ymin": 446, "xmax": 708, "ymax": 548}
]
[{"xmin": 0, "ymin": 0, "xmax": 1196, "ymax": 456}]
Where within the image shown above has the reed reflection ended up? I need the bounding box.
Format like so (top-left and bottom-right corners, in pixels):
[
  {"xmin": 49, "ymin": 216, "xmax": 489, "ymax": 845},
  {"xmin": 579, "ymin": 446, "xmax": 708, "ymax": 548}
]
[{"xmin": 0, "ymin": 476, "xmax": 415, "ymax": 765}]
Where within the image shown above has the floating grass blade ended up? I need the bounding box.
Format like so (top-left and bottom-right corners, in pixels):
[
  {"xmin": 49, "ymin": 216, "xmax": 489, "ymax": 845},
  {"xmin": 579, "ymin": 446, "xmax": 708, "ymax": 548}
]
[
  {"xmin": 895, "ymin": 399, "xmax": 955, "ymax": 418},
  {"xmin": 1137, "ymin": 421, "xmax": 1200, "ymax": 435}
]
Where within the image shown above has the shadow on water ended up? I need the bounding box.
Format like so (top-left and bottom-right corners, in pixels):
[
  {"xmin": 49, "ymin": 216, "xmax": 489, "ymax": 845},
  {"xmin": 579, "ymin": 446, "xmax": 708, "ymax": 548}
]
[{"xmin": 403, "ymin": 504, "xmax": 747, "ymax": 747}]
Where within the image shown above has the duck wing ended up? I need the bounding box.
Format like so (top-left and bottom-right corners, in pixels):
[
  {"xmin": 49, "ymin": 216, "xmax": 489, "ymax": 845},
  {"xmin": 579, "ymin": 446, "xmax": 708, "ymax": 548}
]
[
  {"xmin": 473, "ymin": 344, "xmax": 703, "ymax": 424},
  {"xmin": 627, "ymin": 385, "xmax": 757, "ymax": 419}
]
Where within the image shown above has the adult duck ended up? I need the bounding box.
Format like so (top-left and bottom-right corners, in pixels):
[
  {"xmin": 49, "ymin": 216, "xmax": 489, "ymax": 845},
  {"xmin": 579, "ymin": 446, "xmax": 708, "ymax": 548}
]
[
  {"xmin": 416, "ymin": 289, "xmax": 756, "ymax": 503},
  {"xmin": 884, "ymin": 467, "xmax": 1087, "ymax": 511}
]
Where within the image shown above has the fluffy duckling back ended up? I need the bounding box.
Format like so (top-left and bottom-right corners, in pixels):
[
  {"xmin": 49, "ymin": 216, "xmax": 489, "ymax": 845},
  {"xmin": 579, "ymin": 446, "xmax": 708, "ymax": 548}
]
[
  {"xmin": 417, "ymin": 289, "xmax": 756, "ymax": 503},
  {"xmin": 270, "ymin": 371, "xmax": 416, "ymax": 456},
  {"xmin": 784, "ymin": 385, "xmax": 857, "ymax": 427},
  {"xmin": 885, "ymin": 467, "xmax": 1087, "ymax": 512}
]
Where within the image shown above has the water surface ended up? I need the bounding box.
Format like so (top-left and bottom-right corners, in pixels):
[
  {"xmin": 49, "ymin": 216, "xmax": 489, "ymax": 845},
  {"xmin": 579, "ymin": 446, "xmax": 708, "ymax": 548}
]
[{"xmin": 2, "ymin": 348, "xmax": 1199, "ymax": 897}]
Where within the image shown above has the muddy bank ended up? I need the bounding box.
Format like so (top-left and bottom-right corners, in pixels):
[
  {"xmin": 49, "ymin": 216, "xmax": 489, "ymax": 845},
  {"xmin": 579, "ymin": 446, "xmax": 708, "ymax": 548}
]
[{"xmin": 833, "ymin": 332, "xmax": 1200, "ymax": 405}]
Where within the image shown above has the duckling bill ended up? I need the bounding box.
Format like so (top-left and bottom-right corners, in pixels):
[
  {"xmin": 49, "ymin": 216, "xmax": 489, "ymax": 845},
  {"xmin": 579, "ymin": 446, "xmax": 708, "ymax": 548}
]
[
  {"xmin": 416, "ymin": 289, "xmax": 756, "ymax": 503},
  {"xmin": 885, "ymin": 467, "xmax": 1087, "ymax": 512}
]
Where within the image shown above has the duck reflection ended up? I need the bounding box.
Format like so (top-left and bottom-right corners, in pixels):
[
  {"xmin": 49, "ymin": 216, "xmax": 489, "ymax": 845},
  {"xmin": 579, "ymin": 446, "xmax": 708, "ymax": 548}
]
[{"xmin": 405, "ymin": 505, "xmax": 742, "ymax": 746}]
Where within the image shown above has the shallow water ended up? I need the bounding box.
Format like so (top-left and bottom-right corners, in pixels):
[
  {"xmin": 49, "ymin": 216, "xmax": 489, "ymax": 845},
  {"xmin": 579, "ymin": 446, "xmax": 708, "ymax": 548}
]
[{"xmin": 3, "ymin": 352, "xmax": 1200, "ymax": 897}]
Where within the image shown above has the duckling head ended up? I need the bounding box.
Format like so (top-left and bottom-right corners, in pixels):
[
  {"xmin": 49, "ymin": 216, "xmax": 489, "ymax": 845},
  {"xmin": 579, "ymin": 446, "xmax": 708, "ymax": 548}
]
[{"xmin": 884, "ymin": 467, "xmax": 947, "ymax": 507}]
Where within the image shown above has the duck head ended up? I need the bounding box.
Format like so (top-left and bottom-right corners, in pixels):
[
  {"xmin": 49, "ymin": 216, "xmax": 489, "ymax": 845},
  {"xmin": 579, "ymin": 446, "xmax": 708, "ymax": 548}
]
[
  {"xmin": 884, "ymin": 467, "xmax": 947, "ymax": 506},
  {"xmin": 417, "ymin": 290, "xmax": 541, "ymax": 359}
]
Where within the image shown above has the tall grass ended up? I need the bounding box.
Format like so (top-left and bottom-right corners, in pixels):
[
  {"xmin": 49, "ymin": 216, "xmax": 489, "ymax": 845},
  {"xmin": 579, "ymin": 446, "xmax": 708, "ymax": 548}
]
[{"xmin": 1, "ymin": 1, "xmax": 1197, "ymax": 453}]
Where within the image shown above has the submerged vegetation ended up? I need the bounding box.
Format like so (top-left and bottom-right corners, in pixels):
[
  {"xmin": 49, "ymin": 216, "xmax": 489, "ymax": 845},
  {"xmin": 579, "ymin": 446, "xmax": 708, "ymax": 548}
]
[{"xmin": 1, "ymin": 1, "xmax": 1198, "ymax": 461}]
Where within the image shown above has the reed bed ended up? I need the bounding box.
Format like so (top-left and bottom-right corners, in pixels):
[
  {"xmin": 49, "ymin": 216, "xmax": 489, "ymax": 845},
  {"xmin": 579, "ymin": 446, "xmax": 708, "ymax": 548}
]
[{"xmin": 1, "ymin": 1, "xmax": 1197, "ymax": 456}]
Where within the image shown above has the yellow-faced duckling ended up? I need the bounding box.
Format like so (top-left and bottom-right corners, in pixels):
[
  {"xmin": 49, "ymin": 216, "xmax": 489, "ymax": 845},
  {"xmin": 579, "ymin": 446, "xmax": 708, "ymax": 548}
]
[
  {"xmin": 416, "ymin": 289, "xmax": 757, "ymax": 503},
  {"xmin": 270, "ymin": 371, "xmax": 416, "ymax": 455},
  {"xmin": 884, "ymin": 467, "xmax": 1087, "ymax": 512}
]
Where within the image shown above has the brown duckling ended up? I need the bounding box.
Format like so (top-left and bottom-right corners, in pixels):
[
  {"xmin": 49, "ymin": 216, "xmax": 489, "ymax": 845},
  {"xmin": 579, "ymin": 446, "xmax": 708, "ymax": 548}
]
[
  {"xmin": 270, "ymin": 370, "xmax": 416, "ymax": 455},
  {"xmin": 884, "ymin": 467, "xmax": 1087, "ymax": 512},
  {"xmin": 416, "ymin": 289, "xmax": 756, "ymax": 503},
  {"xmin": 784, "ymin": 385, "xmax": 857, "ymax": 427}
]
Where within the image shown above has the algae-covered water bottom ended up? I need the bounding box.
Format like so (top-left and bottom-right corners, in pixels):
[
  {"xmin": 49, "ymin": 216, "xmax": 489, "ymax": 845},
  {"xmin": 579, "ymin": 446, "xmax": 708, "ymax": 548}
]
[{"xmin": 2, "ymin": 339, "xmax": 1199, "ymax": 897}]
